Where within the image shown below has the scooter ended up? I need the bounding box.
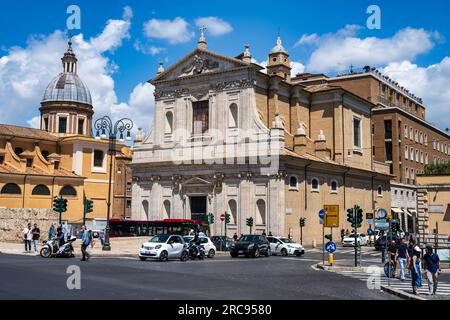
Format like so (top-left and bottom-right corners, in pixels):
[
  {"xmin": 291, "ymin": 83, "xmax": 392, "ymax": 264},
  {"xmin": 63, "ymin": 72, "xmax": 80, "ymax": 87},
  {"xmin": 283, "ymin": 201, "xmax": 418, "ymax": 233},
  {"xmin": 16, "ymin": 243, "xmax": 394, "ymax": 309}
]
[
  {"xmin": 188, "ymin": 242, "xmax": 205, "ymax": 260},
  {"xmin": 40, "ymin": 236, "xmax": 76, "ymax": 258}
]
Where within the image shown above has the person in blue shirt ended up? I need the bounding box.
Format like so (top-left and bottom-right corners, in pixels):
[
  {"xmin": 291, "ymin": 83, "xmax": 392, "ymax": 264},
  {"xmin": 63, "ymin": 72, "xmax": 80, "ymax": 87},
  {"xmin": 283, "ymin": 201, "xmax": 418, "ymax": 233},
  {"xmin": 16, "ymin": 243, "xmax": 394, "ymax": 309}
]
[
  {"xmin": 80, "ymin": 226, "xmax": 91, "ymax": 261},
  {"xmin": 423, "ymin": 243, "xmax": 441, "ymax": 295},
  {"xmin": 48, "ymin": 223, "xmax": 56, "ymax": 241},
  {"xmin": 409, "ymin": 245, "xmax": 422, "ymax": 295}
]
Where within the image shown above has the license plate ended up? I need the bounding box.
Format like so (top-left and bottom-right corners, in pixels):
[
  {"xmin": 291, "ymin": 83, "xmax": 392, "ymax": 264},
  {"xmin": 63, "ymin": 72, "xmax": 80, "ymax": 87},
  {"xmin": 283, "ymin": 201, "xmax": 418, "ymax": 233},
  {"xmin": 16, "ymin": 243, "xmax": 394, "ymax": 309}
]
[{"xmin": 238, "ymin": 250, "xmax": 243, "ymax": 253}]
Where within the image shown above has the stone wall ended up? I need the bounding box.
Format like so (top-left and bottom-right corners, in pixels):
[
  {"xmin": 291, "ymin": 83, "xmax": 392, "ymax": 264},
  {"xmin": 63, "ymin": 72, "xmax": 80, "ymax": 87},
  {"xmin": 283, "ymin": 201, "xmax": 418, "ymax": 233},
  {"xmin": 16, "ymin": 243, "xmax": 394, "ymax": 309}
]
[{"xmin": 0, "ymin": 208, "xmax": 58, "ymax": 242}]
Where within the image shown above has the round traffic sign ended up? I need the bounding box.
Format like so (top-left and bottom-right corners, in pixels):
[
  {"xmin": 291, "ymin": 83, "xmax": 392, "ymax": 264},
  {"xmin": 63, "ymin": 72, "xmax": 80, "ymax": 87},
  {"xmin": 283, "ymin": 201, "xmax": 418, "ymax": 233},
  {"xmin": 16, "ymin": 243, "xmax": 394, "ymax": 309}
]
[
  {"xmin": 376, "ymin": 208, "xmax": 387, "ymax": 219},
  {"xmin": 220, "ymin": 214, "xmax": 225, "ymax": 221},
  {"xmin": 319, "ymin": 209, "xmax": 325, "ymax": 219},
  {"xmin": 367, "ymin": 228, "xmax": 374, "ymax": 236},
  {"xmin": 325, "ymin": 241, "xmax": 336, "ymax": 253}
]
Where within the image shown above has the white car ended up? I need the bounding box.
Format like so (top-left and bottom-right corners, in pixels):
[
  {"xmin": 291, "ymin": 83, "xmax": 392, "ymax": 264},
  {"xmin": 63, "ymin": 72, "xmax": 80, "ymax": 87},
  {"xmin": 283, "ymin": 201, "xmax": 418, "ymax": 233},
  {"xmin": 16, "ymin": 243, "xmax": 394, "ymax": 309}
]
[
  {"xmin": 139, "ymin": 234, "xmax": 188, "ymax": 262},
  {"xmin": 267, "ymin": 236, "xmax": 305, "ymax": 256},
  {"xmin": 183, "ymin": 235, "xmax": 216, "ymax": 258},
  {"xmin": 342, "ymin": 233, "xmax": 369, "ymax": 247}
]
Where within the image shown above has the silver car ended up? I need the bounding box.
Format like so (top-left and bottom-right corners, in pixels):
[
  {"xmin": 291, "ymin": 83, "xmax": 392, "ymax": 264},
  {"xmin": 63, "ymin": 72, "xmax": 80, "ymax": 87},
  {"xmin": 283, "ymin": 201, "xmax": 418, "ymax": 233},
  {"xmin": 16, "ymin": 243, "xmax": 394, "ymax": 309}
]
[
  {"xmin": 267, "ymin": 236, "xmax": 305, "ymax": 256},
  {"xmin": 139, "ymin": 234, "xmax": 188, "ymax": 262}
]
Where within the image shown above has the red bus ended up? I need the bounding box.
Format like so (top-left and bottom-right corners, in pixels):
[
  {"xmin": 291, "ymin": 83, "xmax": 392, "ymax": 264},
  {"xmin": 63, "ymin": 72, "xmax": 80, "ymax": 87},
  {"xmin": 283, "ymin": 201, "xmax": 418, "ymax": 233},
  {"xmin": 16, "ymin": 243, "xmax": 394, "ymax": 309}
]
[{"xmin": 109, "ymin": 218, "xmax": 208, "ymax": 237}]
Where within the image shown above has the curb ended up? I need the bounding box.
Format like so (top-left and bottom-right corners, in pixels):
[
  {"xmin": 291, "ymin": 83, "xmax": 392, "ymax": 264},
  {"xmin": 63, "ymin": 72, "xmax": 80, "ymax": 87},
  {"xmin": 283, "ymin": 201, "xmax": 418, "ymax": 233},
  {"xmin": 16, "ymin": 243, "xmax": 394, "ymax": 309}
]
[
  {"xmin": 380, "ymin": 285, "xmax": 427, "ymax": 300},
  {"xmin": 316, "ymin": 263, "xmax": 370, "ymax": 272}
]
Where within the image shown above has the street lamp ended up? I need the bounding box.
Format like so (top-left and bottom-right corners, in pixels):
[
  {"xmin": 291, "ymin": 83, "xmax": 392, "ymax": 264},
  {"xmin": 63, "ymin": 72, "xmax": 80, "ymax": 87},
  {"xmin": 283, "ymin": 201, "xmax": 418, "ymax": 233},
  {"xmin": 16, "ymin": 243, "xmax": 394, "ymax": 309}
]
[{"xmin": 94, "ymin": 115, "xmax": 133, "ymax": 251}]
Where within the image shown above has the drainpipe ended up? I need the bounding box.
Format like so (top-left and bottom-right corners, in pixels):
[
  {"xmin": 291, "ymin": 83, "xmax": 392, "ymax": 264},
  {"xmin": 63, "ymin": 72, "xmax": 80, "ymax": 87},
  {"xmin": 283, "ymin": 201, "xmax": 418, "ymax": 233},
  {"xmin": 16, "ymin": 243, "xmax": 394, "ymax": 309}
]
[{"xmin": 304, "ymin": 162, "xmax": 312, "ymax": 211}]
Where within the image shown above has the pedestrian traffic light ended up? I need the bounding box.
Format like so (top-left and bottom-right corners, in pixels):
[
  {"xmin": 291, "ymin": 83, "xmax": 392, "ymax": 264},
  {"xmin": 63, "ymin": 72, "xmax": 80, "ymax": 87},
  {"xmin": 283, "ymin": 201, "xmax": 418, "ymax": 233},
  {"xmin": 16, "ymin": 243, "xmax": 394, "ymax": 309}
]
[
  {"xmin": 346, "ymin": 208, "xmax": 354, "ymax": 225},
  {"xmin": 325, "ymin": 234, "xmax": 332, "ymax": 241},
  {"xmin": 355, "ymin": 206, "xmax": 363, "ymax": 228},
  {"xmin": 224, "ymin": 213, "xmax": 230, "ymax": 224},
  {"xmin": 85, "ymin": 199, "xmax": 94, "ymax": 213},
  {"xmin": 299, "ymin": 217, "xmax": 306, "ymax": 227}
]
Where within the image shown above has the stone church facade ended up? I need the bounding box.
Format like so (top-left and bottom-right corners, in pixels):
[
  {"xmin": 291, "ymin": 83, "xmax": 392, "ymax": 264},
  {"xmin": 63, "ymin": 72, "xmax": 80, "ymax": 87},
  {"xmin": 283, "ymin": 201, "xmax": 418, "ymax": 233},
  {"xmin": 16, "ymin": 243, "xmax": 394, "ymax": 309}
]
[{"xmin": 131, "ymin": 31, "xmax": 392, "ymax": 244}]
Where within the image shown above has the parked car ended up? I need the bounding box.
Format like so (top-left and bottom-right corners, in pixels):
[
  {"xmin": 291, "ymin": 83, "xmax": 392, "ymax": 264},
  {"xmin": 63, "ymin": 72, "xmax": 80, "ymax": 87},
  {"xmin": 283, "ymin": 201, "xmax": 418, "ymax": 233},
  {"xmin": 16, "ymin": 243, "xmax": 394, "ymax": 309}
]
[
  {"xmin": 375, "ymin": 235, "xmax": 388, "ymax": 251},
  {"xmin": 267, "ymin": 236, "xmax": 305, "ymax": 256},
  {"xmin": 210, "ymin": 235, "xmax": 233, "ymax": 251},
  {"xmin": 230, "ymin": 234, "xmax": 270, "ymax": 258},
  {"xmin": 183, "ymin": 236, "xmax": 216, "ymax": 258},
  {"xmin": 342, "ymin": 233, "xmax": 369, "ymax": 247},
  {"xmin": 139, "ymin": 234, "xmax": 188, "ymax": 262}
]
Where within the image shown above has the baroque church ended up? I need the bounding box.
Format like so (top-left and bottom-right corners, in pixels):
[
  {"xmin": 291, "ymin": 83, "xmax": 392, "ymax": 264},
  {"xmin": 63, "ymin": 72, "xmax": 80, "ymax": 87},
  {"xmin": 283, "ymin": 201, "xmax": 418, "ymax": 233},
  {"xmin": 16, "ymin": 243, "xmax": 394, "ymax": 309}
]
[
  {"xmin": 131, "ymin": 30, "xmax": 392, "ymax": 244},
  {"xmin": 0, "ymin": 40, "xmax": 132, "ymax": 229}
]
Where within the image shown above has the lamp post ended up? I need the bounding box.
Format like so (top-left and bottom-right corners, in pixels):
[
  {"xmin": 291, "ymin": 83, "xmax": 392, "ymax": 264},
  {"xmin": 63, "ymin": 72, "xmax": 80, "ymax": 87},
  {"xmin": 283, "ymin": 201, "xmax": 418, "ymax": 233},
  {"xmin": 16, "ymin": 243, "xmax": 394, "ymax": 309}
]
[{"xmin": 94, "ymin": 115, "xmax": 133, "ymax": 251}]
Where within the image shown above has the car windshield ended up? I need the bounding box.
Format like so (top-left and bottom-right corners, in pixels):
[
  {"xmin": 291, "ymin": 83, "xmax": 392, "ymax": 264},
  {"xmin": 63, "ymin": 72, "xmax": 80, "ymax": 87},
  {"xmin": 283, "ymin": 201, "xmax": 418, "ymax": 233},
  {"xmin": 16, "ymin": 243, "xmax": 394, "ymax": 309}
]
[
  {"xmin": 183, "ymin": 236, "xmax": 193, "ymax": 242},
  {"xmin": 279, "ymin": 238, "xmax": 293, "ymax": 243},
  {"xmin": 239, "ymin": 235, "xmax": 257, "ymax": 242},
  {"xmin": 149, "ymin": 234, "xmax": 171, "ymax": 243}
]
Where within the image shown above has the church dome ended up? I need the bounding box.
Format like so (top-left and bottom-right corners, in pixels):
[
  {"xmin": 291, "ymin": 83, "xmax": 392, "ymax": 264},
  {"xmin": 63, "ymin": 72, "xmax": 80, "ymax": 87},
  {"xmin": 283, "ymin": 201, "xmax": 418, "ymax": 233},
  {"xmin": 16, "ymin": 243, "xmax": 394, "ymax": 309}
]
[
  {"xmin": 269, "ymin": 35, "xmax": 288, "ymax": 54},
  {"xmin": 42, "ymin": 72, "xmax": 92, "ymax": 105}
]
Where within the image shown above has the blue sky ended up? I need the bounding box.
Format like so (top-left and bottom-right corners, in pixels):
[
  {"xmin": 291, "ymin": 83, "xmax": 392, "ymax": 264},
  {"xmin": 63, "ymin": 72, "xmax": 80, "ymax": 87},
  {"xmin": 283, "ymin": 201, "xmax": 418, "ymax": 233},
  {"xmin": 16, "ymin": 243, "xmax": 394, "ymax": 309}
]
[{"xmin": 1, "ymin": 0, "xmax": 449, "ymax": 131}]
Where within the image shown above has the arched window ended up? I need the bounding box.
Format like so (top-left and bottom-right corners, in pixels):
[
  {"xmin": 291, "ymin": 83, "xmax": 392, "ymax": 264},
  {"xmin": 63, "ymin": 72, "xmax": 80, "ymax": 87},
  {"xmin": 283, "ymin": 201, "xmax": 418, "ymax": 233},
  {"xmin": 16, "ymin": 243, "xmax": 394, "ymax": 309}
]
[
  {"xmin": 1, "ymin": 183, "xmax": 21, "ymax": 195},
  {"xmin": 311, "ymin": 178, "xmax": 319, "ymax": 191},
  {"xmin": 14, "ymin": 147, "xmax": 23, "ymax": 156},
  {"xmin": 330, "ymin": 180, "xmax": 338, "ymax": 193},
  {"xmin": 256, "ymin": 199, "xmax": 266, "ymax": 225},
  {"xmin": 163, "ymin": 200, "xmax": 171, "ymax": 219},
  {"xmin": 142, "ymin": 200, "xmax": 149, "ymax": 220},
  {"xmin": 41, "ymin": 150, "xmax": 49, "ymax": 160},
  {"xmin": 32, "ymin": 184, "xmax": 50, "ymax": 196},
  {"xmin": 377, "ymin": 186, "xmax": 383, "ymax": 197},
  {"xmin": 165, "ymin": 111, "xmax": 173, "ymax": 134},
  {"xmin": 289, "ymin": 176, "xmax": 298, "ymax": 189},
  {"xmin": 59, "ymin": 185, "xmax": 77, "ymax": 196},
  {"xmin": 227, "ymin": 199, "xmax": 237, "ymax": 224},
  {"xmin": 228, "ymin": 103, "xmax": 238, "ymax": 128}
]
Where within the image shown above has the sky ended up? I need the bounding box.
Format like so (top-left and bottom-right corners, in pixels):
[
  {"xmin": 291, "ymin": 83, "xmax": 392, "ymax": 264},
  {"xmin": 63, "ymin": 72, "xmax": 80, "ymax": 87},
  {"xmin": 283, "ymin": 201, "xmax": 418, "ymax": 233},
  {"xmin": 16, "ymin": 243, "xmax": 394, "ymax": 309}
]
[{"xmin": 0, "ymin": 0, "xmax": 449, "ymax": 133}]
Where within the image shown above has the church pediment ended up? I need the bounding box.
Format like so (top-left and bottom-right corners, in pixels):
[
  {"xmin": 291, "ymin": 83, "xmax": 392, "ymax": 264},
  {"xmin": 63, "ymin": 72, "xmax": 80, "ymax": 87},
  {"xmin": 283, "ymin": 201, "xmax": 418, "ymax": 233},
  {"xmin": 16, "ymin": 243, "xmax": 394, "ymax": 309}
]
[
  {"xmin": 151, "ymin": 49, "xmax": 254, "ymax": 83},
  {"xmin": 182, "ymin": 176, "xmax": 212, "ymax": 186}
]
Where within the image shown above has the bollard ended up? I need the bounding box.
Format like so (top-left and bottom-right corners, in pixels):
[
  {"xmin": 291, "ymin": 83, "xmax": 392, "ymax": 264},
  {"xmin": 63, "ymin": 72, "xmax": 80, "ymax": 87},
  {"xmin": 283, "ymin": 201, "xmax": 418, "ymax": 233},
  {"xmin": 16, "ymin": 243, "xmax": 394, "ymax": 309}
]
[{"xmin": 328, "ymin": 253, "xmax": 334, "ymax": 266}]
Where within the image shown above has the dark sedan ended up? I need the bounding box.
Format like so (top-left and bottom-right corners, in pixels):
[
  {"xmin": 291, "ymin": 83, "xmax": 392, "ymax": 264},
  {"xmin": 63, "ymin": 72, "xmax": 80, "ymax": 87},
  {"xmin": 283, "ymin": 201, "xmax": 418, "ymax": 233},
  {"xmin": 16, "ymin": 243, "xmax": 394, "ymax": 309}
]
[
  {"xmin": 230, "ymin": 234, "xmax": 270, "ymax": 258},
  {"xmin": 375, "ymin": 235, "xmax": 387, "ymax": 251}
]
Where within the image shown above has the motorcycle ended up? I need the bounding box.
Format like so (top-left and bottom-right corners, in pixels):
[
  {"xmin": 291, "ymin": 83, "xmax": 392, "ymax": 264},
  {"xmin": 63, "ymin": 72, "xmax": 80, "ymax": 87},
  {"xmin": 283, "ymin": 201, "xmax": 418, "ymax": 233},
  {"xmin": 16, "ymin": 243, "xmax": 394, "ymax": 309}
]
[
  {"xmin": 188, "ymin": 241, "xmax": 205, "ymax": 260},
  {"xmin": 40, "ymin": 236, "xmax": 76, "ymax": 258}
]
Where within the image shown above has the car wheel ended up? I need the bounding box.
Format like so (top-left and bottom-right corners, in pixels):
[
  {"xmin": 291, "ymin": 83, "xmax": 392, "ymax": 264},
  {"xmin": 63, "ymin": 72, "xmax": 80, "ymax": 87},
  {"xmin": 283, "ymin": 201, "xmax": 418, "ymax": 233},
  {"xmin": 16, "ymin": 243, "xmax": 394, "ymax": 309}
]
[
  {"xmin": 230, "ymin": 252, "xmax": 238, "ymax": 258},
  {"xmin": 265, "ymin": 248, "xmax": 270, "ymax": 257},
  {"xmin": 180, "ymin": 251, "xmax": 188, "ymax": 261},
  {"xmin": 208, "ymin": 249, "xmax": 215, "ymax": 258},
  {"xmin": 159, "ymin": 250, "xmax": 168, "ymax": 262},
  {"xmin": 139, "ymin": 256, "xmax": 147, "ymax": 261},
  {"xmin": 280, "ymin": 248, "xmax": 288, "ymax": 256},
  {"xmin": 253, "ymin": 248, "xmax": 260, "ymax": 258}
]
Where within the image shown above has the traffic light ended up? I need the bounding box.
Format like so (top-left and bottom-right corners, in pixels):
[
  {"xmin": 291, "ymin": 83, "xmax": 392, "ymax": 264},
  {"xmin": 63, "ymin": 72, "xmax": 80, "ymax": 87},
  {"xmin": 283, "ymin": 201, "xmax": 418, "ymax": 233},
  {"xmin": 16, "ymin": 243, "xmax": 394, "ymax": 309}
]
[
  {"xmin": 53, "ymin": 196, "xmax": 67, "ymax": 213},
  {"xmin": 61, "ymin": 198, "xmax": 68, "ymax": 213},
  {"xmin": 355, "ymin": 206, "xmax": 363, "ymax": 228},
  {"xmin": 299, "ymin": 217, "xmax": 306, "ymax": 227},
  {"xmin": 208, "ymin": 213, "xmax": 215, "ymax": 224},
  {"xmin": 225, "ymin": 213, "xmax": 230, "ymax": 224},
  {"xmin": 85, "ymin": 199, "xmax": 94, "ymax": 213},
  {"xmin": 246, "ymin": 217, "xmax": 254, "ymax": 233},
  {"xmin": 53, "ymin": 197, "xmax": 60, "ymax": 212},
  {"xmin": 324, "ymin": 234, "xmax": 332, "ymax": 241},
  {"xmin": 347, "ymin": 208, "xmax": 354, "ymax": 225}
]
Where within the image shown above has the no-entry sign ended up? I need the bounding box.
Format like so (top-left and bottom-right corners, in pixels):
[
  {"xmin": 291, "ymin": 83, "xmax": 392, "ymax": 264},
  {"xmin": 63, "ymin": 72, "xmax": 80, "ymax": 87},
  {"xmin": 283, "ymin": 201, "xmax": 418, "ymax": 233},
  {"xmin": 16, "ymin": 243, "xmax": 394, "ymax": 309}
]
[{"xmin": 220, "ymin": 214, "xmax": 225, "ymax": 221}]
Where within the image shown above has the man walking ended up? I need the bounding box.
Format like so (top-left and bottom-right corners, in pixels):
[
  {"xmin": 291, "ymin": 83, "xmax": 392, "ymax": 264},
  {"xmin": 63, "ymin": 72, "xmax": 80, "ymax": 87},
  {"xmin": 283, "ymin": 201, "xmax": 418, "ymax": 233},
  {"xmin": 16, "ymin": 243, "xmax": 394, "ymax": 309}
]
[
  {"xmin": 31, "ymin": 223, "xmax": 40, "ymax": 255},
  {"xmin": 80, "ymin": 226, "xmax": 91, "ymax": 261},
  {"xmin": 48, "ymin": 223, "xmax": 55, "ymax": 241},
  {"xmin": 423, "ymin": 243, "xmax": 441, "ymax": 295},
  {"xmin": 395, "ymin": 238, "xmax": 409, "ymax": 281},
  {"xmin": 22, "ymin": 223, "xmax": 32, "ymax": 253}
]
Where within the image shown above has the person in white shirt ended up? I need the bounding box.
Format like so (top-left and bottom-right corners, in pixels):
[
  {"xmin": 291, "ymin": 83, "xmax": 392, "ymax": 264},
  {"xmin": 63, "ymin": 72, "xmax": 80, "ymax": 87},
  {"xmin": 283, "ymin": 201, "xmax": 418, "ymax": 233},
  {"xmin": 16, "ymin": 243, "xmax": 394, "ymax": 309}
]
[{"xmin": 22, "ymin": 223, "xmax": 32, "ymax": 253}]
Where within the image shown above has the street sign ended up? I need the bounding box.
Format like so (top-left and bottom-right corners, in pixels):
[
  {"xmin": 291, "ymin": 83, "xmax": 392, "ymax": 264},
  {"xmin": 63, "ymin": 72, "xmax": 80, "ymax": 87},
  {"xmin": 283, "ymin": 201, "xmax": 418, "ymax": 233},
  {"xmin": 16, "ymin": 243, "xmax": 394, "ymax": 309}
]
[
  {"xmin": 366, "ymin": 219, "xmax": 374, "ymax": 225},
  {"xmin": 319, "ymin": 209, "xmax": 325, "ymax": 219},
  {"xmin": 367, "ymin": 228, "xmax": 374, "ymax": 235},
  {"xmin": 324, "ymin": 205, "xmax": 339, "ymax": 228},
  {"xmin": 376, "ymin": 208, "xmax": 387, "ymax": 219},
  {"xmin": 325, "ymin": 241, "xmax": 337, "ymax": 253},
  {"xmin": 366, "ymin": 212, "xmax": 374, "ymax": 220},
  {"xmin": 374, "ymin": 219, "xmax": 389, "ymax": 230},
  {"xmin": 220, "ymin": 214, "xmax": 225, "ymax": 221}
]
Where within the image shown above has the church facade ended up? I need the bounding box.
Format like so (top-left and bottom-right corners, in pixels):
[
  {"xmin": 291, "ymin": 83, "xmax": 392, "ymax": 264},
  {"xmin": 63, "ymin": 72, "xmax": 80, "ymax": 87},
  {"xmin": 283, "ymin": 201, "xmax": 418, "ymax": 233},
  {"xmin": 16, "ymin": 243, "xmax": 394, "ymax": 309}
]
[{"xmin": 131, "ymin": 31, "xmax": 393, "ymax": 244}]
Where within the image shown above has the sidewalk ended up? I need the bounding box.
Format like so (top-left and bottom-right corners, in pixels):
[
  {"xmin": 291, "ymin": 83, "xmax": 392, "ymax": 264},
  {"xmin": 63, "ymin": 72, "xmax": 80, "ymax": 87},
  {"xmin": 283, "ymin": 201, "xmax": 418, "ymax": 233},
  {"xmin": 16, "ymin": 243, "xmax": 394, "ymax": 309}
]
[{"xmin": 0, "ymin": 238, "xmax": 230, "ymax": 258}]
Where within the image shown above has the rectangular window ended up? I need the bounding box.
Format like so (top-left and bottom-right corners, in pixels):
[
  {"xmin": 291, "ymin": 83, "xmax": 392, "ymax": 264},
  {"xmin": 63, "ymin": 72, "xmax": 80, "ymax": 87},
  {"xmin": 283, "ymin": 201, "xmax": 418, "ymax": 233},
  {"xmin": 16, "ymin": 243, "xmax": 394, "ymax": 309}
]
[
  {"xmin": 126, "ymin": 200, "xmax": 132, "ymax": 209},
  {"xmin": 384, "ymin": 120, "xmax": 392, "ymax": 139},
  {"xmin": 78, "ymin": 118, "xmax": 85, "ymax": 135},
  {"xmin": 385, "ymin": 142, "xmax": 393, "ymax": 161},
  {"xmin": 58, "ymin": 117, "xmax": 67, "ymax": 133},
  {"xmin": 409, "ymin": 127, "xmax": 413, "ymax": 140},
  {"xmin": 404, "ymin": 125, "xmax": 408, "ymax": 138},
  {"xmin": 192, "ymin": 100, "xmax": 209, "ymax": 134},
  {"xmin": 43, "ymin": 117, "xmax": 49, "ymax": 131},
  {"xmin": 54, "ymin": 161, "xmax": 60, "ymax": 169},
  {"xmin": 93, "ymin": 150, "xmax": 104, "ymax": 168},
  {"xmin": 126, "ymin": 182, "xmax": 132, "ymax": 192},
  {"xmin": 26, "ymin": 158, "xmax": 33, "ymax": 168},
  {"xmin": 405, "ymin": 145, "xmax": 408, "ymax": 159},
  {"xmin": 0, "ymin": 156, "xmax": 4, "ymax": 164},
  {"xmin": 353, "ymin": 117, "xmax": 361, "ymax": 148}
]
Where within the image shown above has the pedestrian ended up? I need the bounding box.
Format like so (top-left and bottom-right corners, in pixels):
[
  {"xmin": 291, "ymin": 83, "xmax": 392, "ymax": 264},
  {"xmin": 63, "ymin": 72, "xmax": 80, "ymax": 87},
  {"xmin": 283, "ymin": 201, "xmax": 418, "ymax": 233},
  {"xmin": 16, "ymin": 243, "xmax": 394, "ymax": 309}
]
[
  {"xmin": 423, "ymin": 243, "xmax": 441, "ymax": 296},
  {"xmin": 395, "ymin": 238, "xmax": 409, "ymax": 281},
  {"xmin": 48, "ymin": 223, "xmax": 55, "ymax": 241},
  {"xmin": 340, "ymin": 229, "xmax": 345, "ymax": 243},
  {"xmin": 31, "ymin": 223, "xmax": 40, "ymax": 255},
  {"xmin": 262, "ymin": 231, "xmax": 267, "ymax": 237},
  {"xmin": 410, "ymin": 245, "xmax": 422, "ymax": 295},
  {"xmin": 56, "ymin": 227, "xmax": 65, "ymax": 249},
  {"xmin": 407, "ymin": 239, "xmax": 415, "ymax": 277},
  {"xmin": 388, "ymin": 240, "xmax": 397, "ymax": 265},
  {"xmin": 88, "ymin": 229, "xmax": 95, "ymax": 248},
  {"xmin": 22, "ymin": 223, "xmax": 32, "ymax": 253},
  {"xmin": 233, "ymin": 233, "xmax": 238, "ymax": 242},
  {"xmin": 268, "ymin": 231, "xmax": 273, "ymax": 237},
  {"xmin": 345, "ymin": 229, "xmax": 350, "ymax": 237},
  {"xmin": 80, "ymin": 226, "xmax": 91, "ymax": 261}
]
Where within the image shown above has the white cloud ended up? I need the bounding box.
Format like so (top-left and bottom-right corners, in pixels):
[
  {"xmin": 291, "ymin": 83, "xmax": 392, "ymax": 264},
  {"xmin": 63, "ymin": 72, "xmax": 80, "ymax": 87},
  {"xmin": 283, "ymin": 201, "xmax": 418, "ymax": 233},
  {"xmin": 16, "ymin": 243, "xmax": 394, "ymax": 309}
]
[
  {"xmin": 143, "ymin": 17, "xmax": 194, "ymax": 44},
  {"xmin": 194, "ymin": 17, "xmax": 233, "ymax": 36},
  {"xmin": 383, "ymin": 58, "xmax": 450, "ymax": 129},
  {"xmin": 0, "ymin": 7, "xmax": 154, "ymax": 133},
  {"xmin": 134, "ymin": 40, "xmax": 165, "ymax": 56},
  {"xmin": 298, "ymin": 25, "xmax": 438, "ymax": 72},
  {"xmin": 251, "ymin": 59, "xmax": 305, "ymax": 77}
]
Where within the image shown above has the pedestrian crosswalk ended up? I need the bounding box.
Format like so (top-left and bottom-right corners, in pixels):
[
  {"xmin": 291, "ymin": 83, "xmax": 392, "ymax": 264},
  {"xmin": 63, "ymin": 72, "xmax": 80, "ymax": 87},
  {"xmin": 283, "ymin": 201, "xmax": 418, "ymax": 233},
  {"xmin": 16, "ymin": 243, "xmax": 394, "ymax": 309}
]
[{"xmin": 335, "ymin": 270, "xmax": 450, "ymax": 297}]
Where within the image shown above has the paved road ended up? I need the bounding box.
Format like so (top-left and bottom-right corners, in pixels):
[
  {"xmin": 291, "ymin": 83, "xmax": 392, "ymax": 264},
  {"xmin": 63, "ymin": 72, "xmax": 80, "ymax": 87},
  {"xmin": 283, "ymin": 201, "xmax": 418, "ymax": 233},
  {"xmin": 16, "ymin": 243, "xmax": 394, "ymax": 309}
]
[{"xmin": 0, "ymin": 252, "xmax": 397, "ymax": 300}]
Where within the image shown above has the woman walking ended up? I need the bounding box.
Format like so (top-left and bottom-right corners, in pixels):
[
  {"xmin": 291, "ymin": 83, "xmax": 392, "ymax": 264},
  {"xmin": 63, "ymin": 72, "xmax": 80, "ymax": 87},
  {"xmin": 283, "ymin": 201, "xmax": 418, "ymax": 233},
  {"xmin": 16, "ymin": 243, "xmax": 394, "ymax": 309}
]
[{"xmin": 410, "ymin": 245, "xmax": 422, "ymax": 295}]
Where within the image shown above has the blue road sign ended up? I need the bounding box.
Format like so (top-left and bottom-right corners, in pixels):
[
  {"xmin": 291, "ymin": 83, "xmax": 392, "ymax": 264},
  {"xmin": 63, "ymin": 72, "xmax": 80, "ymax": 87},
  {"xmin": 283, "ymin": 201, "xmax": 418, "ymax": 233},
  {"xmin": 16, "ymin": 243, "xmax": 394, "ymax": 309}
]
[
  {"xmin": 319, "ymin": 209, "xmax": 325, "ymax": 219},
  {"xmin": 325, "ymin": 241, "xmax": 336, "ymax": 253},
  {"xmin": 367, "ymin": 228, "xmax": 374, "ymax": 235}
]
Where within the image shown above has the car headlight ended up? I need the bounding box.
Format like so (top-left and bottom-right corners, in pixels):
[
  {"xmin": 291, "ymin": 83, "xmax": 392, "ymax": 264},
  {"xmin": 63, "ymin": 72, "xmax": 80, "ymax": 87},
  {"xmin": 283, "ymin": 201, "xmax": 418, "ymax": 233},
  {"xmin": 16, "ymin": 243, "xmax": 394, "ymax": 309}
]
[
  {"xmin": 230, "ymin": 243, "xmax": 235, "ymax": 248},
  {"xmin": 155, "ymin": 245, "xmax": 162, "ymax": 249},
  {"xmin": 248, "ymin": 243, "xmax": 255, "ymax": 249}
]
